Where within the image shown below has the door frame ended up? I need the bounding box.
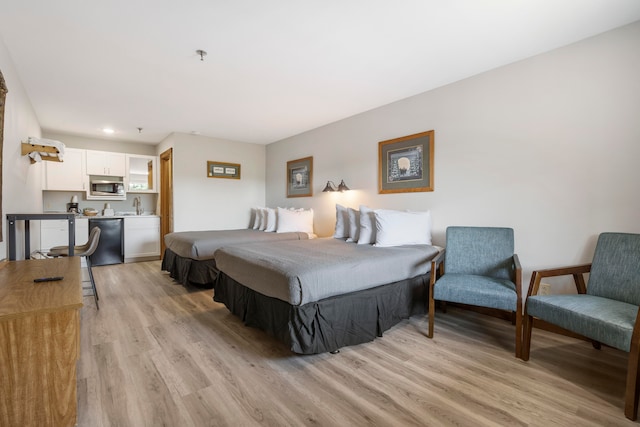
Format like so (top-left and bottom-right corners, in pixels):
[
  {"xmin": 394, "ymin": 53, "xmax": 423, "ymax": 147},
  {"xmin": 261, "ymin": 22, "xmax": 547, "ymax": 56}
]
[{"xmin": 159, "ymin": 148, "xmax": 173, "ymax": 256}]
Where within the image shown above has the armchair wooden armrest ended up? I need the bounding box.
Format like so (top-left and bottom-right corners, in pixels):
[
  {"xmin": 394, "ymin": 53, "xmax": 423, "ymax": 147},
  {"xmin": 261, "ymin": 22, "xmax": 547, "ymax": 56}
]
[
  {"xmin": 527, "ymin": 263, "xmax": 592, "ymax": 297},
  {"xmin": 513, "ymin": 254, "xmax": 522, "ymax": 297},
  {"xmin": 427, "ymin": 249, "xmax": 446, "ymax": 338},
  {"xmin": 429, "ymin": 249, "xmax": 446, "ymax": 286}
]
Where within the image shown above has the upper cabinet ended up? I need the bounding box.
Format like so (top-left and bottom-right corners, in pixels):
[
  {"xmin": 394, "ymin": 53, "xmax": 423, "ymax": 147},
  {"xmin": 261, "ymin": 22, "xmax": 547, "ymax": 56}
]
[
  {"xmin": 126, "ymin": 154, "xmax": 158, "ymax": 193},
  {"xmin": 43, "ymin": 148, "xmax": 86, "ymax": 191},
  {"xmin": 86, "ymin": 150, "xmax": 126, "ymax": 176},
  {"xmin": 42, "ymin": 148, "xmax": 158, "ymax": 196}
]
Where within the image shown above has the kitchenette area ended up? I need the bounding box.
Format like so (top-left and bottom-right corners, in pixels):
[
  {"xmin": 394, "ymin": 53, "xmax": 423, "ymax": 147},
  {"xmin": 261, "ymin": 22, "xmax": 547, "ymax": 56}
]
[{"xmin": 37, "ymin": 146, "xmax": 161, "ymax": 264}]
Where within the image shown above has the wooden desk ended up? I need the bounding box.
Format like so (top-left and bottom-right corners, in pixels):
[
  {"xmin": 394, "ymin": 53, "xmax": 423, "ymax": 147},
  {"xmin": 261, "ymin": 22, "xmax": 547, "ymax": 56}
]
[{"xmin": 0, "ymin": 257, "xmax": 82, "ymax": 427}]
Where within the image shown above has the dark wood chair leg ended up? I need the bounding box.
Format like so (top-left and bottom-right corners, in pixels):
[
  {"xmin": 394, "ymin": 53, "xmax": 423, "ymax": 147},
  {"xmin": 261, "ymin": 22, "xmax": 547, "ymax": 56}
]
[
  {"xmin": 625, "ymin": 316, "xmax": 640, "ymax": 421},
  {"xmin": 428, "ymin": 294, "xmax": 435, "ymax": 338},
  {"xmin": 522, "ymin": 313, "xmax": 533, "ymax": 361},
  {"xmin": 515, "ymin": 310, "xmax": 522, "ymax": 359},
  {"xmin": 625, "ymin": 344, "xmax": 640, "ymax": 420}
]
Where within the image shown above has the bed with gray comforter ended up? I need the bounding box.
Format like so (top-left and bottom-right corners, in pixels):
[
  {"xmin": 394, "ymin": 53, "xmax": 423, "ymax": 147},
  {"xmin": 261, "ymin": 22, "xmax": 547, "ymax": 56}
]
[
  {"xmin": 214, "ymin": 238, "xmax": 440, "ymax": 354},
  {"xmin": 161, "ymin": 229, "xmax": 311, "ymax": 287}
]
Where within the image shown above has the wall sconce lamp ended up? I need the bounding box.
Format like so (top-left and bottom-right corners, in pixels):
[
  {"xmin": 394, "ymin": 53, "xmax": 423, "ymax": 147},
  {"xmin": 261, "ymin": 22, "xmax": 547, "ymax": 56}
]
[{"xmin": 322, "ymin": 180, "xmax": 350, "ymax": 192}]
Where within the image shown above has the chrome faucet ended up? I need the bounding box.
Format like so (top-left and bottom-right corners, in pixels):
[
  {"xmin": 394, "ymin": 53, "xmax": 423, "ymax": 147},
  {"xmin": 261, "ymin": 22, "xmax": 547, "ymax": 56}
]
[{"xmin": 134, "ymin": 196, "xmax": 143, "ymax": 215}]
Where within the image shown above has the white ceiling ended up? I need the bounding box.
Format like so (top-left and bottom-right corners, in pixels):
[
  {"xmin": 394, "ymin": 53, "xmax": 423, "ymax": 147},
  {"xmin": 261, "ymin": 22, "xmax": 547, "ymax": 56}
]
[{"xmin": 1, "ymin": 1, "xmax": 639, "ymax": 145}]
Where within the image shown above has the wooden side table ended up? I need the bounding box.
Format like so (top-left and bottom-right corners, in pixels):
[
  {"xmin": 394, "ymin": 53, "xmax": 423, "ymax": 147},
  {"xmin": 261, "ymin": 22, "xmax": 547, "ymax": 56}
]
[{"xmin": 0, "ymin": 257, "xmax": 82, "ymax": 427}]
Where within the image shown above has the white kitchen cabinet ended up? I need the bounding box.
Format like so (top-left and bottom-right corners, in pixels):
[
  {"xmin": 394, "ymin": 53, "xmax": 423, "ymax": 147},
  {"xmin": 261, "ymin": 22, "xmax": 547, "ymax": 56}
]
[
  {"xmin": 126, "ymin": 154, "xmax": 158, "ymax": 193},
  {"xmin": 86, "ymin": 150, "xmax": 126, "ymax": 176},
  {"xmin": 40, "ymin": 218, "xmax": 89, "ymax": 265},
  {"xmin": 43, "ymin": 148, "xmax": 86, "ymax": 191},
  {"xmin": 124, "ymin": 216, "xmax": 160, "ymax": 261}
]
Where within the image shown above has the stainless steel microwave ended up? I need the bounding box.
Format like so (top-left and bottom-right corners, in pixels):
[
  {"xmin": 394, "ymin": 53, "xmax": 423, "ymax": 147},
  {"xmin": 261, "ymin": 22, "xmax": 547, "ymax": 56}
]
[{"xmin": 88, "ymin": 178, "xmax": 126, "ymax": 199}]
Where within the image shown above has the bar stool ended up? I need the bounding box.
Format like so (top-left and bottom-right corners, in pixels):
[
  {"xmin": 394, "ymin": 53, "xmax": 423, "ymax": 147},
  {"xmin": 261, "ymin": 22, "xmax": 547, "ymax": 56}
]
[{"xmin": 48, "ymin": 226, "xmax": 102, "ymax": 309}]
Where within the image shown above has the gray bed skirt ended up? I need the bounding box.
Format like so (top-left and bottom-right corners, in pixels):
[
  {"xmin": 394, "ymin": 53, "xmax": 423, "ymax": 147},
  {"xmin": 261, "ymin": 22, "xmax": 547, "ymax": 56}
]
[
  {"xmin": 162, "ymin": 248, "xmax": 218, "ymax": 288},
  {"xmin": 213, "ymin": 271, "xmax": 431, "ymax": 354}
]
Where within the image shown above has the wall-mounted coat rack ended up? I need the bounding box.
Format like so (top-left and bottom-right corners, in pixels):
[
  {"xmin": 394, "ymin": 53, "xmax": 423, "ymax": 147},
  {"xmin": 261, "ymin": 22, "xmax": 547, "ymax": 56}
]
[{"xmin": 21, "ymin": 138, "xmax": 65, "ymax": 164}]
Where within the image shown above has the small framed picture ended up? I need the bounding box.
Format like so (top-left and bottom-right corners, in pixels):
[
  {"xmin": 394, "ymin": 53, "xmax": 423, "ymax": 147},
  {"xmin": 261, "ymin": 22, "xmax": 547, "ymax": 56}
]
[
  {"xmin": 379, "ymin": 130, "xmax": 434, "ymax": 193},
  {"xmin": 207, "ymin": 161, "xmax": 241, "ymax": 179},
  {"xmin": 286, "ymin": 156, "xmax": 313, "ymax": 197}
]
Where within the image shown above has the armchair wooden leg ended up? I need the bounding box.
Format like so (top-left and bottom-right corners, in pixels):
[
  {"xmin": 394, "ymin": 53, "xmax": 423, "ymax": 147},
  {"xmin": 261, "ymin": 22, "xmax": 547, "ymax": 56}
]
[
  {"xmin": 427, "ymin": 279, "xmax": 435, "ymax": 339},
  {"xmin": 522, "ymin": 313, "xmax": 533, "ymax": 361},
  {"xmin": 625, "ymin": 325, "xmax": 640, "ymax": 420},
  {"xmin": 625, "ymin": 347, "xmax": 640, "ymax": 420},
  {"xmin": 428, "ymin": 297, "xmax": 435, "ymax": 338},
  {"xmin": 515, "ymin": 310, "xmax": 522, "ymax": 359}
]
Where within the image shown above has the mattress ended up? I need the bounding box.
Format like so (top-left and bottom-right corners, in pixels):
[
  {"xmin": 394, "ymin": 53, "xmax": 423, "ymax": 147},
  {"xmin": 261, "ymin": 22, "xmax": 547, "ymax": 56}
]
[
  {"xmin": 164, "ymin": 229, "xmax": 312, "ymax": 260},
  {"xmin": 214, "ymin": 238, "xmax": 441, "ymax": 306}
]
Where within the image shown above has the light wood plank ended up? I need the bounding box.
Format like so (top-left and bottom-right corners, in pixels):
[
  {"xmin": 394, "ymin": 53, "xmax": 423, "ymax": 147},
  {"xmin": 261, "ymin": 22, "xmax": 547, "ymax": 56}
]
[{"xmin": 78, "ymin": 261, "xmax": 637, "ymax": 426}]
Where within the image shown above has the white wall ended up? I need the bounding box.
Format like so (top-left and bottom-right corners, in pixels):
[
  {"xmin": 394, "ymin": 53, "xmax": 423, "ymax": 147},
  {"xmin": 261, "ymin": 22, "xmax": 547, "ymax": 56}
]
[
  {"xmin": 165, "ymin": 132, "xmax": 265, "ymax": 232},
  {"xmin": 43, "ymin": 131, "xmax": 156, "ymax": 156},
  {"xmin": 1, "ymin": 38, "xmax": 43, "ymax": 260},
  {"xmin": 266, "ymin": 22, "xmax": 640, "ymax": 290}
]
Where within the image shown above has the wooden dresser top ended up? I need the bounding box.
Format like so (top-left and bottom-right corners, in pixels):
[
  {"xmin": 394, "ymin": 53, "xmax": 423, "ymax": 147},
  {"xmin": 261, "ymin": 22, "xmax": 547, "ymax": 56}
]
[{"xmin": 0, "ymin": 257, "xmax": 82, "ymax": 320}]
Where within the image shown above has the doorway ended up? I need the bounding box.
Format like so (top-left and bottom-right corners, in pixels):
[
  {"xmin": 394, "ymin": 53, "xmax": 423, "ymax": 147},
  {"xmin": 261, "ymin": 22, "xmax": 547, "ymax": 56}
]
[{"xmin": 159, "ymin": 148, "xmax": 173, "ymax": 255}]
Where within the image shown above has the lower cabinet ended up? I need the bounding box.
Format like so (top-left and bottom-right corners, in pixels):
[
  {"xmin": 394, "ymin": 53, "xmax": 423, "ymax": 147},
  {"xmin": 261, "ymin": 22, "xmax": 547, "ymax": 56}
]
[
  {"xmin": 40, "ymin": 218, "xmax": 89, "ymax": 251},
  {"xmin": 40, "ymin": 216, "xmax": 160, "ymax": 263},
  {"xmin": 40, "ymin": 218, "xmax": 89, "ymax": 266},
  {"xmin": 124, "ymin": 216, "xmax": 160, "ymax": 262}
]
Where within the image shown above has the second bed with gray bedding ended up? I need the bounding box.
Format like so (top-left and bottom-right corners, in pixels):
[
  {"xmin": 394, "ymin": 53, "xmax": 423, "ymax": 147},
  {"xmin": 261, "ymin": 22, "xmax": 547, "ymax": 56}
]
[{"xmin": 214, "ymin": 238, "xmax": 441, "ymax": 353}]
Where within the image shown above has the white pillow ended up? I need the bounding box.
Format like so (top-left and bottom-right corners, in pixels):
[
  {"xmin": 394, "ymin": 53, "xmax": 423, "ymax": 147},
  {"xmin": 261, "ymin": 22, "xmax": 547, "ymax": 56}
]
[
  {"xmin": 357, "ymin": 205, "xmax": 376, "ymax": 244},
  {"xmin": 257, "ymin": 208, "xmax": 267, "ymax": 230},
  {"xmin": 333, "ymin": 204, "xmax": 349, "ymax": 239},
  {"xmin": 346, "ymin": 208, "xmax": 360, "ymax": 243},
  {"xmin": 374, "ymin": 209, "xmax": 432, "ymax": 247},
  {"xmin": 252, "ymin": 207, "xmax": 263, "ymax": 230},
  {"xmin": 249, "ymin": 208, "xmax": 258, "ymax": 229},
  {"xmin": 276, "ymin": 207, "xmax": 314, "ymax": 233},
  {"xmin": 264, "ymin": 207, "xmax": 277, "ymax": 232}
]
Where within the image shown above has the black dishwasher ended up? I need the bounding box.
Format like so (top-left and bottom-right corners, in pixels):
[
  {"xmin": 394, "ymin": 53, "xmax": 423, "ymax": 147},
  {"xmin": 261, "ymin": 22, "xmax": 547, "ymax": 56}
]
[{"xmin": 88, "ymin": 218, "xmax": 124, "ymax": 266}]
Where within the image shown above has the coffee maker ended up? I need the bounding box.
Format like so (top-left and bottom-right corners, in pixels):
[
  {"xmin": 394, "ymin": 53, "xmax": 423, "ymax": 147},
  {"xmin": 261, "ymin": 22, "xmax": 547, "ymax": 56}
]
[{"xmin": 67, "ymin": 195, "xmax": 79, "ymax": 214}]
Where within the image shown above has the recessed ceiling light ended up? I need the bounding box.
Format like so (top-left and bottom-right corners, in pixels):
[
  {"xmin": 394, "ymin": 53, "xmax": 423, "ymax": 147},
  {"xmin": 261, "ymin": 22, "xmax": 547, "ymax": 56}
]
[{"xmin": 102, "ymin": 128, "xmax": 115, "ymax": 134}]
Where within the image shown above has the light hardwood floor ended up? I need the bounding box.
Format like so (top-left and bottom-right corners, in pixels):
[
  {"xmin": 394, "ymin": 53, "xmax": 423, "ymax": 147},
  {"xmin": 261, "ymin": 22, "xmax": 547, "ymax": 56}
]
[{"xmin": 77, "ymin": 261, "xmax": 636, "ymax": 426}]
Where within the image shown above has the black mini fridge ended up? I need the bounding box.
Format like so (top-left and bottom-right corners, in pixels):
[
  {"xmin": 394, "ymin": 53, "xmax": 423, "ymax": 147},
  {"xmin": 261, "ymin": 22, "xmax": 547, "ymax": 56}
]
[{"xmin": 88, "ymin": 218, "xmax": 124, "ymax": 266}]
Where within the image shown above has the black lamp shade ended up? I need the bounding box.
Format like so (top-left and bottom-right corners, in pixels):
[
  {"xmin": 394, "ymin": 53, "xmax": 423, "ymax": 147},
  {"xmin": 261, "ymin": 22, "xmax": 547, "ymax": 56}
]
[
  {"xmin": 337, "ymin": 180, "xmax": 350, "ymax": 192},
  {"xmin": 322, "ymin": 181, "xmax": 336, "ymax": 192}
]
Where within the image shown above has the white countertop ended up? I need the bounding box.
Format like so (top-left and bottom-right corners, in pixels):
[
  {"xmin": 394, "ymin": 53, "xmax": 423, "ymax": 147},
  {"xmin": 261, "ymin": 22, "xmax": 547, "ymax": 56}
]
[{"xmin": 44, "ymin": 211, "xmax": 159, "ymax": 219}]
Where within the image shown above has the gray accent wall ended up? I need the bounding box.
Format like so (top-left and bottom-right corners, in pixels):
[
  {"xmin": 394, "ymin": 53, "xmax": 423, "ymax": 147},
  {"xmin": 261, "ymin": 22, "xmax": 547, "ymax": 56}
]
[{"xmin": 265, "ymin": 22, "xmax": 640, "ymax": 291}]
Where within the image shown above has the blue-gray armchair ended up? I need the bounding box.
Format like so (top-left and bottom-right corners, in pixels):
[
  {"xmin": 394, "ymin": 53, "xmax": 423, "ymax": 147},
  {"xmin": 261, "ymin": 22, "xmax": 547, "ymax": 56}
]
[
  {"xmin": 523, "ymin": 232, "xmax": 640, "ymax": 420},
  {"xmin": 428, "ymin": 226, "xmax": 522, "ymax": 357}
]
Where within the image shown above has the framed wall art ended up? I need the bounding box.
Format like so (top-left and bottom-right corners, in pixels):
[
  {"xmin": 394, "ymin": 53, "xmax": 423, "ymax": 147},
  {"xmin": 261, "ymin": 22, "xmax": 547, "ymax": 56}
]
[
  {"xmin": 207, "ymin": 161, "xmax": 241, "ymax": 179},
  {"xmin": 0, "ymin": 69, "xmax": 7, "ymax": 242},
  {"xmin": 286, "ymin": 156, "xmax": 313, "ymax": 197},
  {"xmin": 378, "ymin": 130, "xmax": 434, "ymax": 194}
]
